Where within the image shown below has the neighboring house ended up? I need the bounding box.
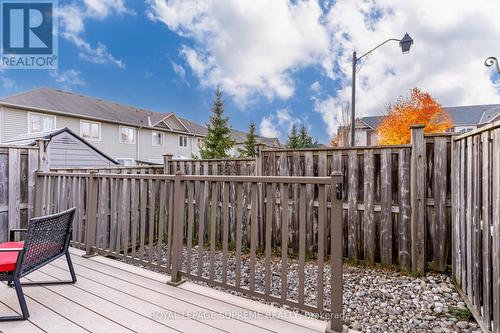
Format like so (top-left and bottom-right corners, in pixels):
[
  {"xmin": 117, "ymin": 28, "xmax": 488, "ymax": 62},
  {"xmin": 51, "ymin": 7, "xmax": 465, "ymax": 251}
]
[
  {"xmin": 0, "ymin": 88, "xmax": 280, "ymax": 164},
  {"xmin": 337, "ymin": 104, "xmax": 500, "ymax": 146},
  {"xmin": 4, "ymin": 128, "xmax": 118, "ymax": 168}
]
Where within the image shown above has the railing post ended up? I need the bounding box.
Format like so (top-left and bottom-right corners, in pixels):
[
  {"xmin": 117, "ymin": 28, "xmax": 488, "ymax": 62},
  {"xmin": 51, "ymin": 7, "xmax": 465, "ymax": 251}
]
[
  {"xmin": 83, "ymin": 171, "xmax": 98, "ymax": 258},
  {"xmin": 326, "ymin": 171, "xmax": 346, "ymax": 333},
  {"xmin": 163, "ymin": 154, "xmax": 173, "ymax": 175},
  {"xmin": 168, "ymin": 171, "xmax": 186, "ymax": 286},
  {"xmin": 410, "ymin": 125, "xmax": 426, "ymax": 276},
  {"xmin": 36, "ymin": 139, "xmax": 50, "ymax": 172}
]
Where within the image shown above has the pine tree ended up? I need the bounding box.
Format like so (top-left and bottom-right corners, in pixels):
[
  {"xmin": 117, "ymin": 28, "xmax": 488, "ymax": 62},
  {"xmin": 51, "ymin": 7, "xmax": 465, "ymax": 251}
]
[
  {"xmin": 238, "ymin": 121, "xmax": 258, "ymax": 157},
  {"xmin": 298, "ymin": 124, "xmax": 318, "ymax": 148},
  {"xmin": 286, "ymin": 124, "xmax": 300, "ymax": 148},
  {"xmin": 199, "ymin": 88, "xmax": 235, "ymax": 159}
]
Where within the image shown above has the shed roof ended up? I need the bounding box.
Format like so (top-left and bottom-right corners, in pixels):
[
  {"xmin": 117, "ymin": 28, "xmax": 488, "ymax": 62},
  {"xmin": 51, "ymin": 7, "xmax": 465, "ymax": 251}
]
[{"xmin": 4, "ymin": 127, "xmax": 118, "ymax": 165}]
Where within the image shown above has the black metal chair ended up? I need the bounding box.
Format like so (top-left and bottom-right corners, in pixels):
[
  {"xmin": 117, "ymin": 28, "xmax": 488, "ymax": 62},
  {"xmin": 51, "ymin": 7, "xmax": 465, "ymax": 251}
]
[{"xmin": 0, "ymin": 208, "xmax": 77, "ymax": 321}]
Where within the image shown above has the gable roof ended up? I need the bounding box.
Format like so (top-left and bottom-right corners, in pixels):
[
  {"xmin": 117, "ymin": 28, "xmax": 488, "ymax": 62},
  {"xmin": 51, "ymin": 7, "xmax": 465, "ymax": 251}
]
[
  {"xmin": 359, "ymin": 103, "xmax": 500, "ymax": 129},
  {"xmin": 0, "ymin": 87, "xmax": 279, "ymax": 145},
  {"xmin": 4, "ymin": 127, "xmax": 118, "ymax": 164}
]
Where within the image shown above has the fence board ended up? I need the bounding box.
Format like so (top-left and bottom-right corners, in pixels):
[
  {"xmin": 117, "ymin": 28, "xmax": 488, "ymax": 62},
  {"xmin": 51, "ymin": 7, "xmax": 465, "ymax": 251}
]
[{"xmin": 453, "ymin": 121, "xmax": 500, "ymax": 333}]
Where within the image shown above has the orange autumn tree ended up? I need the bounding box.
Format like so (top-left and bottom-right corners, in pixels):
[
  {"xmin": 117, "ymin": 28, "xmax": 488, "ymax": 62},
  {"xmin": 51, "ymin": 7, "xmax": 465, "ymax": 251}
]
[{"xmin": 376, "ymin": 88, "xmax": 453, "ymax": 145}]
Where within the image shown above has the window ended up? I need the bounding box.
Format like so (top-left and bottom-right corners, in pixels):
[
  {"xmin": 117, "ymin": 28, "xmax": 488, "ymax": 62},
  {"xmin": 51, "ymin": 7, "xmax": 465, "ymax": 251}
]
[
  {"xmin": 178, "ymin": 135, "xmax": 188, "ymax": 148},
  {"xmin": 120, "ymin": 126, "xmax": 136, "ymax": 144},
  {"xmin": 80, "ymin": 120, "xmax": 101, "ymax": 141},
  {"xmin": 197, "ymin": 138, "xmax": 203, "ymax": 148},
  {"xmin": 28, "ymin": 112, "xmax": 55, "ymax": 133},
  {"xmin": 116, "ymin": 158, "xmax": 135, "ymax": 166},
  {"xmin": 152, "ymin": 131, "xmax": 163, "ymax": 146}
]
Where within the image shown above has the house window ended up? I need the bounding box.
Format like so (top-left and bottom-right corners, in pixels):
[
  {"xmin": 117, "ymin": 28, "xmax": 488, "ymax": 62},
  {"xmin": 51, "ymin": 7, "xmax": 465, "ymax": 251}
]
[
  {"xmin": 197, "ymin": 138, "xmax": 203, "ymax": 148},
  {"xmin": 28, "ymin": 112, "xmax": 56, "ymax": 133},
  {"xmin": 116, "ymin": 158, "xmax": 135, "ymax": 166},
  {"xmin": 152, "ymin": 131, "xmax": 163, "ymax": 146},
  {"xmin": 178, "ymin": 135, "xmax": 188, "ymax": 148},
  {"xmin": 120, "ymin": 126, "xmax": 136, "ymax": 144},
  {"xmin": 80, "ymin": 120, "xmax": 101, "ymax": 141}
]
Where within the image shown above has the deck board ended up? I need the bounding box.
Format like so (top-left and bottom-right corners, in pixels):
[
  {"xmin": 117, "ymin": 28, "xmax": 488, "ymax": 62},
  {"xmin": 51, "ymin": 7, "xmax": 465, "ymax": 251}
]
[{"xmin": 0, "ymin": 248, "xmax": 328, "ymax": 333}]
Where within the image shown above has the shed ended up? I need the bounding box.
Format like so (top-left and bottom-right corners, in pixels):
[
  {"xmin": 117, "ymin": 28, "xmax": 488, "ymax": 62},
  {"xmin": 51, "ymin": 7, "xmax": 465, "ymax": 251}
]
[{"xmin": 4, "ymin": 128, "xmax": 118, "ymax": 168}]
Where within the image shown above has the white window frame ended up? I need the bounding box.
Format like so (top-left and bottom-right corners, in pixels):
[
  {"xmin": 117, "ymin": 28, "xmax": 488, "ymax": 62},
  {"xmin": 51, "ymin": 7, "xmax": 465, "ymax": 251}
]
[
  {"xmin": 197, "ymin": 137, "xmax": 203, "ymax": 148},
  {"xmin": 119, "ymin": 126, "xmax": 136, "ymax": 144},
  {"xmin": 116, "ymin": 158, "xmax": 135, "ymax": 166},
  {"xmin": 28, "ymin": 112, "xmax": 56, "ymax": 134},
  {"xmin": 152, "ymin": 131, "xmax": 163, "ymax": 146},
  {"xmin": 178, "ymin": 135, "xmax": 188, "ymax": 148},
  {"xmin": 80, "ymin": 120, "xmax": 101, "ymax": 141}
]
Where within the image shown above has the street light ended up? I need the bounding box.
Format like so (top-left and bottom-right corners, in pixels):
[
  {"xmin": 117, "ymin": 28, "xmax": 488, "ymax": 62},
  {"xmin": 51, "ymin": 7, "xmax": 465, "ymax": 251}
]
[
  {"xmin": 350, "ymin": 33, "xmax": 414, "ymax": 146},
  {"xmin": 485, "ymin": 57, "xmax": 499, "ymax": 74}
]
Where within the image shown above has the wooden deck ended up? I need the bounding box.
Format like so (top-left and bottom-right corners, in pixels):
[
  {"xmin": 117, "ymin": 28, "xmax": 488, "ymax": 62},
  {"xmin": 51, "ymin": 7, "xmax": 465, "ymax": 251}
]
[{"xmin": 0, "ymin": 248, "xmax": 329, "ymax": 333}]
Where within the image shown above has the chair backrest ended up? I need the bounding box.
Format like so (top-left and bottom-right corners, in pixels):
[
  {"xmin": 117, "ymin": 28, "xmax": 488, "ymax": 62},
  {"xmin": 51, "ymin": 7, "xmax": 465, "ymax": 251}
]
[{"xmin": 19, "ymin": 208, "xmax": 76, "ymax": 277}]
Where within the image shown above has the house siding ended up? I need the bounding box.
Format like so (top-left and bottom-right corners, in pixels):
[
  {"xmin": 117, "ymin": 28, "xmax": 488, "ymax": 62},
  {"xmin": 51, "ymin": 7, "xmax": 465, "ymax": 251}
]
[
  {"xmin": 2, "ymin": 107, "xmax": 29, "ymax": 141},
  {"xmin": 0, "ymin": 106, "xmax": 204, "ymax": 163}
]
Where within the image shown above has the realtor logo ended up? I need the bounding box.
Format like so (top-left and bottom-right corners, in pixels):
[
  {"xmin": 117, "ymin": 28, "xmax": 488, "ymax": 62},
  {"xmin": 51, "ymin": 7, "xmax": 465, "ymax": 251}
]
[{"xmin": 1, "ymin": 0, "xmax": 58, "ymax": 69}]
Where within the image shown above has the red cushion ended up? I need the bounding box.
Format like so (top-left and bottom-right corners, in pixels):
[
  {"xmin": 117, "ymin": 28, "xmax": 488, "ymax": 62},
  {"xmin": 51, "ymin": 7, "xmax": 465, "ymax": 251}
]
[{"xmin": 0, "ymin": 242, "xmax": 23, "ymax": 272}]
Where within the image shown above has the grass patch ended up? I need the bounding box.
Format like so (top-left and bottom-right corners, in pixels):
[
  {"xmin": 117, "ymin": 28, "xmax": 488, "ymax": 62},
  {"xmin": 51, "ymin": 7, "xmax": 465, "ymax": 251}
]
[{"xmin": 449, "ymin": 306, "xmax": 474, "ymax": 321}]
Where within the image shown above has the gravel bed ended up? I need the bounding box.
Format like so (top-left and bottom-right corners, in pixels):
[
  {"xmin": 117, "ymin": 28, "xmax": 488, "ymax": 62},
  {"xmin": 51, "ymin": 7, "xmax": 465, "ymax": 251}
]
[{"xmin": 122, "ymin": 245, "xmax": 480, "ymax": 333}]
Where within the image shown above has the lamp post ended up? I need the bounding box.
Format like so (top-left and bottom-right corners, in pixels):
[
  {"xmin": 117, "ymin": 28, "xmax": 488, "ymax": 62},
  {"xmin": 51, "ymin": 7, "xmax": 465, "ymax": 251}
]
[
  {"xmin": 350, "ymin": 33, "xmax": 414, "ymax": 146},
  {"xmin": 485, "ymin": 57, "xmax": 500, "ymax": 74}
]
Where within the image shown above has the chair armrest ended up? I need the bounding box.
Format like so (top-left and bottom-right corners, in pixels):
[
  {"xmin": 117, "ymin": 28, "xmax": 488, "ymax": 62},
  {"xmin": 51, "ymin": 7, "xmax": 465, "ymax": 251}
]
[
  {"xmin": 9, "ymin": 229, "xmax": 27, "ymax": 241},
  {"xmin": 0, "ymin": 248, "xmax": 23, "ymax": 252}
]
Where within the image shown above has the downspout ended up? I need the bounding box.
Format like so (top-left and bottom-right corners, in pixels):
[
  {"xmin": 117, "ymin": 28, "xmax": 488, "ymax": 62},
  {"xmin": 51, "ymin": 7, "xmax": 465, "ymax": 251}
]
[{"xmin": 137, "ymin": 120, "xmax": 143, "ymax": 163}]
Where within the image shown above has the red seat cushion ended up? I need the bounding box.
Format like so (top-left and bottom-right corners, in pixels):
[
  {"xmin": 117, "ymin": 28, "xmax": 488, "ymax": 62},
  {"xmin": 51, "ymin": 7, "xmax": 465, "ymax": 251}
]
[{"xmin": 0, "ymin": 242, "xmax": 23, "ymax": 273}]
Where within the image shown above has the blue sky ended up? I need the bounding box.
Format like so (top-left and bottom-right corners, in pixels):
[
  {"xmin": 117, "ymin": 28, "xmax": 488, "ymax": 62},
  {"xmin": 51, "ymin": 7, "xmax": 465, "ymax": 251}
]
[{"xmin": 1, "ymin": 0, "xmax": 499, "ymax": 144}]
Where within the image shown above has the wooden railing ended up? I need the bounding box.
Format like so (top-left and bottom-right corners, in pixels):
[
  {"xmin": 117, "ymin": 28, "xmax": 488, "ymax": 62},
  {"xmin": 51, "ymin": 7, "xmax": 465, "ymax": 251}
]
[
  {"xmin": 452, "ymin": 120, "xmax": 500, "ymax": 333},
  {"xmin": 43, "ymin": 127, "xmax": 454, "ymax": 275},
  {"xmin": 35, "ymin": 171, "xmax": 345, "ymax": 331}
]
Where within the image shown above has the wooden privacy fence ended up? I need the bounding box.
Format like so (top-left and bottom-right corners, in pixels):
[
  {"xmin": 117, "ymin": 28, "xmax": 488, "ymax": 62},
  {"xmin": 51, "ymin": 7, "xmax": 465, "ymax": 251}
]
[
  {"xmin": 0, "ymin": 144, "xmax": 40, "ymax": 241},
  {"xmin": 259, "ymin": 127, "xmax": 453, "ymax": 275},
  {"xmin": 164, "ymin": 156, "xmax": 256, "ymax": 176},
  {"xmin": 452, "ymin": 121, "xmax": 500, "ymax": 333},
  {"xmin": 51, "ymin": 165, "xmax": 164, "ymax": 174},
  {"xmin": 35, "ymin": 171, "xmax": 345, "ymax": 331},
  {"xmin": 44, "ymin": 127, "xmax": 453, "ymax": 274}
]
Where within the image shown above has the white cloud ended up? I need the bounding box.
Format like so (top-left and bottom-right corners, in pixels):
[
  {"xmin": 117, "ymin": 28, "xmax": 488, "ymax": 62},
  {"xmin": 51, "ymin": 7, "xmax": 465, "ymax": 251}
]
[
  {"xmin": 83, "ymin": 0, "xmax": 130, "ymax": 18},
  {"xmin": 320, "ymin": 0, "xmax": 500, "ymax": 135},
  {"xmin": 147, "ymin": 0, "xmax": 330, "ymax": 105},
  {"xmin": 259, "ymin": 116, "xmax": 280, "ymax": 138},
  {"xmin": 59, "ymin": 1, "xmax": 130, "ymax": 68},
  {"xmin": 310, "ymin": 81, "xmax": 322, "ymax": 94},
  {"xmin": 259, "ymin": 108, "xmax": 299, "ymax": 139},
  {"xmin": 148, "ymin": 0, "xmax": 500, "ymax": 138},
  {"xmin": 171, "ymin": 61, "xmax": 186, "ymax": 81},
  {"xmin": 50, "ymin": 69, "xmax": 86, "ymax": 90},
  {"xmin": 1, "ymin": 77, "xmax": 15, "ymax": 89}
]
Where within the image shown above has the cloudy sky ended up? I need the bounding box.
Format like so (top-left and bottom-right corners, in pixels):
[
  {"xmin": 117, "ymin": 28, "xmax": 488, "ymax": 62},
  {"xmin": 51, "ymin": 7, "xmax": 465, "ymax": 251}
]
[{"xmin": 2, "ymin": 0, "xmax": 499, "ymax": 143}]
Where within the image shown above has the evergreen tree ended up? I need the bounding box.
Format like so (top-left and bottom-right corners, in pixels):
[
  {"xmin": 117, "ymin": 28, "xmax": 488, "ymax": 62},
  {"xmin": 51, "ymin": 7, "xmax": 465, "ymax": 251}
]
[
  {"xmin": 298, "ymin": 124, "xmax": 318, "ymax": 148},
  {"xmin": 238, "ymin": 121, "xmax": 258, "ymax": 157},
  {"xmin": 286, "ymin": 124, "xmax": 300, "ymax": 148},
  {"xmin": 199, "ymin": 88, "xmax": 235, "ymax": 159}
]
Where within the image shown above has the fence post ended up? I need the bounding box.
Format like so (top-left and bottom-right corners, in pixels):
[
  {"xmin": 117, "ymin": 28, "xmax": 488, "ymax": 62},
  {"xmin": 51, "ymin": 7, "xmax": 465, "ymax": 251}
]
[
  {"xmin": 36, "ymin": 139, "xmax": 50, "ymax": 172},
  {"xmin": 83, "ymin": 171, "xmax": 98, "ymax": 258},
  {"xmin": 410, "ymin": 125, "xmax": 426, "ymax": 276},
  {"xmin": 326, "ymin": 171, "xmax": 345, "ymax": 333},
  {"xmin": 168, "ymin": 171, "xmax": 186, "ymax": 286},
  {"xmin": 163, "ymin": 154, "xmax": 173, "ymax": 175}
]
